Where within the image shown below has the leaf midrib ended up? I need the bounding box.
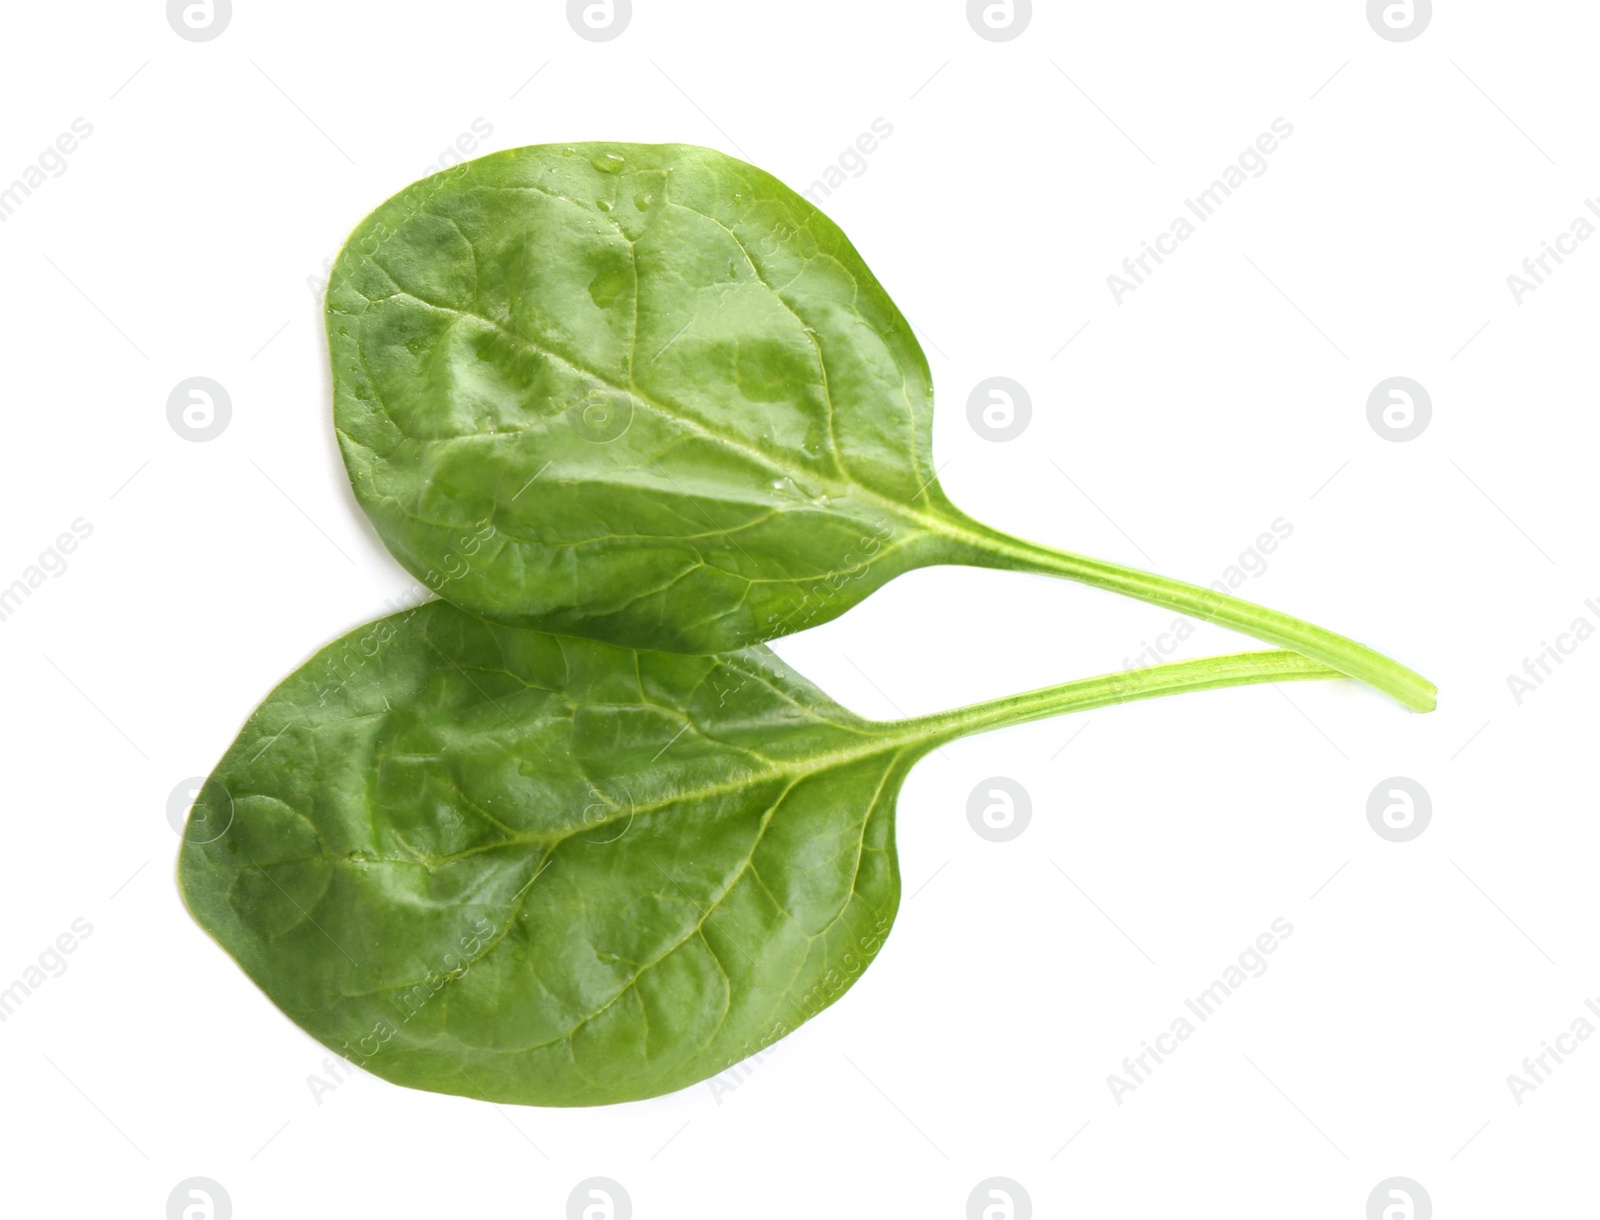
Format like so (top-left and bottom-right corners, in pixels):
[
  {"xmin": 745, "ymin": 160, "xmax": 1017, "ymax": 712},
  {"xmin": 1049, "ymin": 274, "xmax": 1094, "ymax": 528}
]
[{"xmin": 348, "ymin": 288, "xmax": 985, "ymax": 561}]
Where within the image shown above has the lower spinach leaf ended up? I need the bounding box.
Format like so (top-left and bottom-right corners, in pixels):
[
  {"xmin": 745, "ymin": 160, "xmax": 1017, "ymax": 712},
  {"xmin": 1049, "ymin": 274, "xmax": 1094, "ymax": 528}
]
[{"xmin": 180, "ymin": 601, "xmax": 1335, "ymax": 1106}]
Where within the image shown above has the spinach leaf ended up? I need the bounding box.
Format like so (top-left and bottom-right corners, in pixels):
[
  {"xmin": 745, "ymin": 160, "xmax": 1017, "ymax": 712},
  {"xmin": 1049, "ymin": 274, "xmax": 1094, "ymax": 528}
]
[
  {"xmin": 328, "ymin": 142, "xmax": 1435, "ymax": 712},
  {"xmin": 179, "ymin": 601, "xmax": 1334, "ymax": 1106}
]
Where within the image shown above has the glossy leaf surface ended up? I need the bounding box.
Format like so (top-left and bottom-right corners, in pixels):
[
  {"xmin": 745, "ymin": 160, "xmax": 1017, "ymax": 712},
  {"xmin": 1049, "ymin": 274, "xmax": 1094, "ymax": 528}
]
[
  {"xmin": 179, "ymin": 602, "xmax": 1334, "ymax": 1106},
  {"xmin": 330, "ymin": 141, "xmax": 947, "ymax": 653}
]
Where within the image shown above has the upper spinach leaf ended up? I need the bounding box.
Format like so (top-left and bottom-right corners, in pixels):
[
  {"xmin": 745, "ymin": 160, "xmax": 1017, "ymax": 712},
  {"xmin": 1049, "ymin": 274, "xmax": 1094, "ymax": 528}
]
[
  {"xmin": 179, "ymin": 601, "xmax": 1332, "ymax": 1106},
  {"xmin": 327, "ymin": 142, "xmax": 1435, "ymax": 713}
]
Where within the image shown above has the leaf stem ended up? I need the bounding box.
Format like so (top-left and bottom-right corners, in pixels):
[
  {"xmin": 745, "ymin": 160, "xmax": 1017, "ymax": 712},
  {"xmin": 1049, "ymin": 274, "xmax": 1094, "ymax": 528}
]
[
  {"xmin": 947, "ymin": 522, "xmax": 1435, "ymax": 713},
  {"xmin": 902, "ymin": 650, "xmax": 1341, "ymax": 748}
]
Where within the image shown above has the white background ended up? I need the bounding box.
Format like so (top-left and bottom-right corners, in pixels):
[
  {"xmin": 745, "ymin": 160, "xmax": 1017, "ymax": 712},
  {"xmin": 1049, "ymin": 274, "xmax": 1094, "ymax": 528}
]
[{"xmin": 1, "ymin": 1, "xmax": 1594, "ymax": 1216}]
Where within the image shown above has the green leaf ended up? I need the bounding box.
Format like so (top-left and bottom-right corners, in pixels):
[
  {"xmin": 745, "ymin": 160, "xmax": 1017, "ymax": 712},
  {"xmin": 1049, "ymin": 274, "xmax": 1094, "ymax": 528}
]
[
  {"xmin": 329, "ymin": 141, "xmax": 1435, "ymax": 712},
  {"xmin": 179, "ymin": 601, "xmax": 1335, "ymax": 1106}
]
